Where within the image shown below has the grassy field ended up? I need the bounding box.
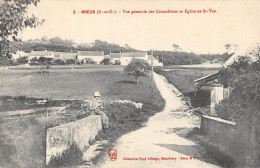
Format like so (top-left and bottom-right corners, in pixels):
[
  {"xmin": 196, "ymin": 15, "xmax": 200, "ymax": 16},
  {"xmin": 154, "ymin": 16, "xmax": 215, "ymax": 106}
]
[
  {"xmin": 155, "ymin": 66, "xmax": 220, "ymax": 107},
  {"xmin": 0, "ymin": 65, "xmax": 165, "ymax": 167}
]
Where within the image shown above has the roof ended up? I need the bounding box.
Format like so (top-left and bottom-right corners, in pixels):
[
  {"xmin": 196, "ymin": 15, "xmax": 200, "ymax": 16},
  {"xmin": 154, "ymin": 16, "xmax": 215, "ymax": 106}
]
[
  {"xmin": 29, "ymin": 51, "xmax": 53, "ymax": 57},
  {"xmin": 193, "ymin": 72, "xmax": 221, "ymax": 86},
  {"xmin": 78, "ymin": 51, "xmax": 104, "ymax": 56},
  {"xmin": 193, "ymin": 46, "xmax": 259, "ymax": 87},
  {"xmin": 223, "ymin": 46, "xmax": 259, "ymax": 68},
  {"xmin": 110, "ymin": 53, "xmax": 121, "ymax": 58},
  {"xmin": 121, "ymin": 52, "xmax": 147, "ymax": 57}
]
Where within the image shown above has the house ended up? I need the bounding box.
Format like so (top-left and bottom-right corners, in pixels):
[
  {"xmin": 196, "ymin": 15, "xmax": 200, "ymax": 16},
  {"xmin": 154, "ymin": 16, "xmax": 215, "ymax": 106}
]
[
  {"xmin": 12, "ymin": 50, "xmax": 28, "ymax": 60},
  {"xmin": 28, "ymin": 50, "xmax": 54, "ymax": 63},
  {"xmin": 77, "ymin": 51, "xmax": 105, "ymax": 64},
  {"xmin": 120, "ymin": 52, "xmax": 148, "ymax": 65},
  {"xmin": 194, "ymin": 47, "xmax": 260, "ymax": 115},
  {"xmin": 58, "ymin": 53, "xmax": 78, "ymax": 60},
  {"xmin": 109, "ymin": 52, "xmax": 121, "ymax": 64},
  {"xmin": 28, "ymin": 50, "xmax": 54, "ymax": 59},
  {"xmin": 194, "ymin": 47, "xmax": 259, "ymax": 89}
]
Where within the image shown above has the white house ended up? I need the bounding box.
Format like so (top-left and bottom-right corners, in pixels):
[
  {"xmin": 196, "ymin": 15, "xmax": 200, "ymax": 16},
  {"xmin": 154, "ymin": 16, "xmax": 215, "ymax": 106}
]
[
  {"xmin": 57, "ymin": 52, "xmax": 78, "ymax": 60},
  {"xmin": 28, "ymin": 50, "xmax": 54, "ymax": 63},
  {"xmin": 109, "ymin": 52, "xmax": 121, "ymax": 64},
  {"xmin": 77, "ymin": 51, "xmax": 105, "ymax": 64},
  {"xmin": 28, "ymin": 50, "xmax": 54, "ymax": 59},
  {"xmin": 12, "ymin": 50, "xmax": 28, "ymax": 60},
  {"xmin": 120, "ymin": 52, "xmax": 148, "ymax": 65}
]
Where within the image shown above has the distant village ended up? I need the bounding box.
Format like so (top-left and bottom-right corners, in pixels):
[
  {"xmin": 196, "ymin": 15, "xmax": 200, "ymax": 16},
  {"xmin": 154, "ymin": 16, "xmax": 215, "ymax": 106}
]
[{"xmin": 12, "ymin": 50, "xmax": 163, "ymax": 66}]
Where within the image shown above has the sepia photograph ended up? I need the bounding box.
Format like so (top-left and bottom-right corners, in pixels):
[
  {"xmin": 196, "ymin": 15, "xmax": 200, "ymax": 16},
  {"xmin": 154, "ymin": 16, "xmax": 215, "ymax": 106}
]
[{"xmin": 0, "ymin": 0, "xmax": 260, "ymax": 167}]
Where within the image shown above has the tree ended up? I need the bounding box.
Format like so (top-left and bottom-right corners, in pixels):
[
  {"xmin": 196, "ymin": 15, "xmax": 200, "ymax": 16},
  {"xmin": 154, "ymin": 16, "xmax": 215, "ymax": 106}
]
[
  {"xmin": 224, "ymin": 44, "xmax": 239, "ymax": 54},
  {"xmin": 16, "ymin": 56, "xmax": 28, "ymax": 64},
  {"xmin": 65, "ymin": 59, "xmax": 76, "ymax": 65},
  {"xmin": 0, "ymin": 0, "xmax": 44, "ymax": 59},
  {"xmin": 100, "ymin": 58, "xmax": 112, "ymax": 65},
  {"xmin": 124, "ymin": 59, "xmax": 152, "ymax": 85},
  {"xmin": 41, "ymin": 36, "xmax": 48, "ymax": 42},
  {"xmin": 49, "ymin": 36, "xmax": 64, "ymax": 44},
  {"xmin": 29, "ymin": 57, "xmax": 38, "ymax": 64},
  {"xmin": 216, "ymin": 47, "xmax": 260, "ymax": 121},
  {"xmin": 172, "ymin": 44, "xmax": 181, "ymax": 52}
]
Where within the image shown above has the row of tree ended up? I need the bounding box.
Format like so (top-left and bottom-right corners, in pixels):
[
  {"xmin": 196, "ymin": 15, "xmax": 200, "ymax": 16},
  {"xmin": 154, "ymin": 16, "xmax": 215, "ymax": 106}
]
[
  {"xmin": 148, "ymin": 50, "xmax": 231, "ymax": 66},
  {"xmin": 11, "ymin": 39, "xmax": 137, "ymax": 54}
]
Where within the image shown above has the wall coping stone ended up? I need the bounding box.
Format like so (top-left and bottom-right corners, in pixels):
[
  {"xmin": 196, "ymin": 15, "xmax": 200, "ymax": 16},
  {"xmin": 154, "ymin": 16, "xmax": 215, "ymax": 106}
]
[{"xmin": 202, "ymin": 115, "xmax": 236, "ymax": 125}]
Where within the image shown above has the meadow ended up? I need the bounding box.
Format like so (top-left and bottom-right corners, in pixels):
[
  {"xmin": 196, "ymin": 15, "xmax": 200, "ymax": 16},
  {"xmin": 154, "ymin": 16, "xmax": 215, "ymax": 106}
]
[
  {"xmin": 0, "ymin": 65, "xmax": 165, "ymax": 167},
  {"xmin": 155, "ymin": 66, "xmax": 221, "ymax": 107}
]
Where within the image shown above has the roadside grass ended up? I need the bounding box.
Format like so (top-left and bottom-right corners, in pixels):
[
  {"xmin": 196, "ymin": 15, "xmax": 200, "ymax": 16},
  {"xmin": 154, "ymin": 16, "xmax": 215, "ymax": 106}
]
[
  {"xmin": 0, "ymin": 117, "xmax": 46, "ymax": 168},
  {"xmin": 154, "ymin": 67, "xmax": 219, "ymax": 107},
  {"xmin": 47, "ymin": 143, "xmax": 83, "ymax": 168},
  {"xmin": 0, "ymin": 66, "xmax": 165, "ymax": 167}
]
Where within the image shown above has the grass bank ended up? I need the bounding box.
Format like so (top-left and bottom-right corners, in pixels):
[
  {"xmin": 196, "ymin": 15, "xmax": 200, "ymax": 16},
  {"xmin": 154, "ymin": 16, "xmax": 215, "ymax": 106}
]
[
  {"xmin": 154, "ymin": 67, "xmax": 219, "ymax": 107},
  {"xmin": 0, "ymin": 117, "xmax": 46, "ymax": 168}
]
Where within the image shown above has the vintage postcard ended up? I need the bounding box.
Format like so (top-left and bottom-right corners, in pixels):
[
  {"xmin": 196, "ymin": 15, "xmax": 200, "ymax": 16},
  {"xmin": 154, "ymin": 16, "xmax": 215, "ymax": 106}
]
[{"xmin": 0, "ymin": 0, "xmax": 260, "ymax": 167}]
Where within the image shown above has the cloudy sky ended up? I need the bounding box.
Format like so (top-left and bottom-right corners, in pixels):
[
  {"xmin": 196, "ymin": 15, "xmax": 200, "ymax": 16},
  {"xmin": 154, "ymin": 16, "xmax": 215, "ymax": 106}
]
[{"xmin": 21, "ymin": 0, "xmax": 260, "ymax": 54}]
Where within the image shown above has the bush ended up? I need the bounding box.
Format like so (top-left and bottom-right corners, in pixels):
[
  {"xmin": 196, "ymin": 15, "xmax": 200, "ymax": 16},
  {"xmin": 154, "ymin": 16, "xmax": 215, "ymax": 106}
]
[
  {"xmin": 113, "ymin": 60, "xmax": 121, "ymax": 65},
  {"xmin": 104, "ymin": 102, "xmax": 141, "ymax": 123},
  {"xmin": 101, "ymin": 58, "xmax": 112, "ymax": 65},
  {"xmin": 47, "ymin": 142, "xmax": 83, "ymax": 168},
  {"xmin": 16, "ymin": 56, "xmax": 28, "ymax": 64},
  {"xmin": 0, "ymin": 118, "xmax": 46, "ymax": 168}
]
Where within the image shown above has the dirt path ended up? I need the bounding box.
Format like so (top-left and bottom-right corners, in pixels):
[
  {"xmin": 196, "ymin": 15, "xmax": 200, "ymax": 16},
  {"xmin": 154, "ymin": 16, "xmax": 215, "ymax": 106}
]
[{"xmin": 99, "ymin": 73, "xmax": 220, "ymax": 168}]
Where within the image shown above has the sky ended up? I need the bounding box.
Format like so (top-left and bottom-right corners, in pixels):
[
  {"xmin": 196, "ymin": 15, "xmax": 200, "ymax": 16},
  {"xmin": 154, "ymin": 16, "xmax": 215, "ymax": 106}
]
[{"xmin": 21, "ymin": 0, "xmax": 260, "ymax": 54}]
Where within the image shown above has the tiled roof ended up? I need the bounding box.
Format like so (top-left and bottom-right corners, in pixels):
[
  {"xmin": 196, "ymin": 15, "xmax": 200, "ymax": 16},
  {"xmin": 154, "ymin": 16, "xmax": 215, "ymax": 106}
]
[
  {"xmin": 110, "ymin": 53, "xmax": 121, "ymax": 58},
  {"xmin": 121, "ymin": 52, "xmax": 147, "ymax": 57},
  {"xmin": 78, "ymin": 51, "xmax": 104, "ymax": 56},
  {"xmin": 29, "ymin": 51, "xmax": 53, "ymax": 57}
]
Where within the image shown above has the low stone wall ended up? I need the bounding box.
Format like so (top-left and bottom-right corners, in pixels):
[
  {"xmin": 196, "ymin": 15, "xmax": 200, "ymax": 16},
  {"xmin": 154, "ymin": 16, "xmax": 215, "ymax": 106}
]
[
  {"xmin": 200, "ymin": 115, "xmax": 237, "ymax": 150},
  {"xmin": 46, "ymin": 115, "xmax": 102, "ymax": 164},
  {"xmin": 200, "ymin": 115, "xmax": 260, "ymax": 166}
]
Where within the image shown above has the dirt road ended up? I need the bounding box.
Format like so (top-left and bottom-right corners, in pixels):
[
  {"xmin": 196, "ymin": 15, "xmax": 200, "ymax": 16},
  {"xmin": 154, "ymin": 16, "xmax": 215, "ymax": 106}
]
[{"xmin": 99, "ymin": 73, "xmax": 220, "ymax": 168}]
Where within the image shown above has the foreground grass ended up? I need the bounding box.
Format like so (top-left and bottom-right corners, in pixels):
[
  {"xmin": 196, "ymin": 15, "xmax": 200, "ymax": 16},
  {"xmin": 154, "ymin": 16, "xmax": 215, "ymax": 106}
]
[{"xmin": 0, "ymin": 117, "xmax": 46, "ymax": 168}]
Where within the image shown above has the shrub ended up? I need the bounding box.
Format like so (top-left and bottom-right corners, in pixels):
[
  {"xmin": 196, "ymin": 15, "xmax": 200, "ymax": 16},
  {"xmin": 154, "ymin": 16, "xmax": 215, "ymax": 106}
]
[
  {"xmin": 104, "ymin": 102, "xmax": 140, "ymax": 123},
  {"xmin": 47, "ymin": 142, "xmax": 83, "ymax": 168},
  {"xmin": 0, "ymin": 118, "xmax": 46, "ymax": 168},
  {"xmin": 101, "ymin": 58, "xmax": 112, "ymax": 65}
]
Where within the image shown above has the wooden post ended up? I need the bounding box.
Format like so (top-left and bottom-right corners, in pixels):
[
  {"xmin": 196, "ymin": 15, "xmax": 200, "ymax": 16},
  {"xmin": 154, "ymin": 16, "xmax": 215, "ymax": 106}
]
[
  {"xmin": 151, "ymin": 50, "xmax": 154, "ymax": 80},
  {"xmin": 151, "ymin": 50, "xmax": 154, "ymax": 96},
  {"xmin": 162, "ymin": 52, "xmax": 164, "ymax": 66}
]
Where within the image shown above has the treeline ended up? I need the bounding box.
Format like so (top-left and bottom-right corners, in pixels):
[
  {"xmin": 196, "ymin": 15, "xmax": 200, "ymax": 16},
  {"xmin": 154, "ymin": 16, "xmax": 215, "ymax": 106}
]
[
  {"xmin": 148, "ymin": 50, "xmax": 231, "ymax": 66},
  {"xmin": 11, "ymin": 37, "xmax": 138, "ymax": 54}
]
